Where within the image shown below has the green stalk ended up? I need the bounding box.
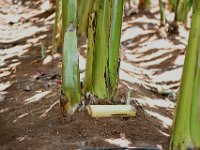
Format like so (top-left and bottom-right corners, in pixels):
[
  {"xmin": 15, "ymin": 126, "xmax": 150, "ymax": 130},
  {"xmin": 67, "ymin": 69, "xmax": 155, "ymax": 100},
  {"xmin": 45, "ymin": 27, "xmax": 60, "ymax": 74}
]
[
  {"xmin": 92, "ymin": 0, "xmax": 111, "ymax": 99},
  {"xmin": 108, "ymin": 0, "xmax": 124, "ymax": 97},
  {"xmin": 62, "ymin": 0, "xmax": 77, "ymax": 38},
  {"xmin": 67, "ymin": 0, "xmax": 77, "ymax": 27},
  {"xmin": 52, "ymin": 0, "xmax": 62, "ymax": 54},
  {"xmin": 170, "ymin": 1, "xmax": 200, "ymax": 149},
  {"xmin": 169, "ymin": 0, "xmax": 179, "ymax": 12},
  {"xmin": 77, "ymin": 0, "xmax": 86, "ymax": 33},
  {"xmin": 78, "ymin": 0, "xmax": 94, "ymax": 35},
  {"xmin": 190, "ymin": 66, "xmax": 200, "ymax": 147},
  {"xmin": 62, "ymin": 24, "xmax": 80, "ymax": 114},
  {"xmin": 77, "ymin": 0, "xmax": 86, "ymax": 22},
  {"xmin": 176, "ymin": 0, "xmax": 192, "ymax": 24},
  {"xmin": 84, "ymin": 12, "xmax": 95, "ymax": 94},
  {"xmin": 62, "ymin": 0, "xmax": 67, "ymax": 38},
  {"xmin": 190, "ymin": 34, "xmax": 200, "ymax": 147},
  {"xmin": 159, "ymin": 0, "xmax": 166, "ymax": 26},
  {"xmin": 61, "ymin": 0, "xmax": 80, "ymax": 114}
]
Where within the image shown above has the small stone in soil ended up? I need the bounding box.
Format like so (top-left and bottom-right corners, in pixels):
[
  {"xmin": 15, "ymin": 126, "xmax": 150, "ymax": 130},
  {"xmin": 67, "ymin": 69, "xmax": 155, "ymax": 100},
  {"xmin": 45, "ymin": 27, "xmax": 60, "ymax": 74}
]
[
  {"xmin": 23, "ymin": 85, "xmax": 31, "ymax": 91},
  {"xmin": 43, "ymin": 55, "xmax": 53, "ymax": 65},
  {"xmin": 0, "ymin": 94, "xmax": 6, "ymax": 102}
]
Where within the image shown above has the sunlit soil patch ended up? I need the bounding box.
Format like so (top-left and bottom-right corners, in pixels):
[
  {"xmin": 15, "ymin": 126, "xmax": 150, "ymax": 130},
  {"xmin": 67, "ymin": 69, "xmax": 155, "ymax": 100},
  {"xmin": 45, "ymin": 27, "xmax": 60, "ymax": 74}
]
[
  {"xmin": 13, "ymin": 112, "xmax": 29, "ymax": 123},
  {"xmin": 40, "ymin": 100, "xmax": 59, "ymax": 118},
  {"xmin": 0, "ymin": 81, "xmax": 11, "ymax": 91},
  {"xmin": 106, "ymin": 137, "xmax": 132, "ymax": 147},
  {"xmin": 24, "ymin": 90, "xmax": 51, "ymax": 104},
  {"xmin": 146, "ymin": 110, "xmax": 172, "ymax": 128}
]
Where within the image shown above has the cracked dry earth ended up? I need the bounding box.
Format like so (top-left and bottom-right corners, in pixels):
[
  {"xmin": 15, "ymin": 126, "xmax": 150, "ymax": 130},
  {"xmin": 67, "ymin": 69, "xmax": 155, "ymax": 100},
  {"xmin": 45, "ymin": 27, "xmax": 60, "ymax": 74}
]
[{"xmin": 0, "ymin": 0, "xmax": 189, "ymax": 150}]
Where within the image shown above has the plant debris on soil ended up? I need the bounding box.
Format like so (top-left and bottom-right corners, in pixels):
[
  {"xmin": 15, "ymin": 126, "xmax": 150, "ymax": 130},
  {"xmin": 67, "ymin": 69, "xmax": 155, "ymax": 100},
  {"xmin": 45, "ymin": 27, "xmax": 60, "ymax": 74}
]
[{"xmin": 0, "ymin": 0, "xmax": 189, "ymax": 150}]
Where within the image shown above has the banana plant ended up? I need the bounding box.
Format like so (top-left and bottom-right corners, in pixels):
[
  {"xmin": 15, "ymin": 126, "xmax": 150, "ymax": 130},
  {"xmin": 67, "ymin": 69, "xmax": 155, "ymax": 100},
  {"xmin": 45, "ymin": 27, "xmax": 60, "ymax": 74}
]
[
  {"xmin": 84, "ymin": 0, "xmax": 124, "ymax": 99},
  {"xmin": 52, "ymin": 0, "xmax": 62, "ymax": 54},
  {"xmin": 78, "ymin": 0, "xmax": 94, "ymax": 35},
  {"xmin": 169, "ymin": 0, "xmax": 193, "ymax": 24},
  {"xmin": 170, "ymin": 0, "xmax": 200, "ymax": 149},
  {"xmin": 176, "ymin": 0, "xmax": 193, "ymax": 24},
  {"xmin": 60, "ymin": 0, "xmax": 80, "ymax": 115},
  {"xmin": 159, "ymin": 0, "xmax": 166, "ymax": 25},
  {"xmin": 108, "ymin": 0, "xmax": 124, "ymax": 97},
  {"xmin": 92, "ymin": 0, "xmax": 111, "ymax": 99},
  {"xmin": 169, "ymin": 0, "xmax": 178, "ymax": 12},
  {"xmin": 83, "ymin": 12, "xmax": 95, "ymax": 94}
]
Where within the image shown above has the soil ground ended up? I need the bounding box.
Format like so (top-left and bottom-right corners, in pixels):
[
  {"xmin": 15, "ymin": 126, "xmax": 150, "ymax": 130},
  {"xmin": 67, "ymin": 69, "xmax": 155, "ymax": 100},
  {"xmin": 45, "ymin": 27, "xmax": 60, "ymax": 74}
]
[{"xmin": 0, "ymin": 0, "xmax": 189, "ymax": 149}]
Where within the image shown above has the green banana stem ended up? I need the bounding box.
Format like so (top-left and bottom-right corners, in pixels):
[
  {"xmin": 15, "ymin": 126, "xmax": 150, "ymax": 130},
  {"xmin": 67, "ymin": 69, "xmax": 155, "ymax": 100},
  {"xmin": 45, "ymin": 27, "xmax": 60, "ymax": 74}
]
[
  {"xmin": 190, "ymin": 27, "xmax": 200, "ymax": 147},
  {"xmin": 52, "ymin": 0, "xmax": 62, "ymax": 54},
  {"xmin": 190, "ymin": 65, "xmax": 200, "ymax": 147},
  {"xmin": 77, "ymin": 0, "xmax": 86, "ymax": 22},
  {"xmin": 62, "ymin": 24, "xmax": 80, "ymax": 114},
  {"xmin": 66, "ymin": 0, "xmax": 77, "ymax": 26},
  {"xmin": 169, "ymin": 0, "xmax": 179, "ymax": 12},
  {"xmin": 159, "ymin": 0, "xmax": 166, "ymax": 25},
  {"xmin": 108, "ymin": 0, "xmax": 124, "ymax": 97},
  {"xmin": 78, "ymin": 0, "xmax": 94, "ymax": 35},
  {"xmin": 62, "ymin": 0, "xmax": 67, "ymax": 39},
  {"xmin": 170, "ymin": 0, "xmax": 200, "ymax": 149},
  {"xmin": 84, "ymin": 12, "xmax": 95, "ymax": 94},
  {"xmin": 92, "ymin": 0, "xmax": 111, "ymax": 99},
  {"xmin": 62, "ymin": 0, "xmax": 80, "ymax": 114},
  {"xmin": 62, "ymin": 0, "xmax": 77, "ymax": 38},
  {"xmin": 176, "ymin": 0, "xmax": 192, "ymax": 25}
]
